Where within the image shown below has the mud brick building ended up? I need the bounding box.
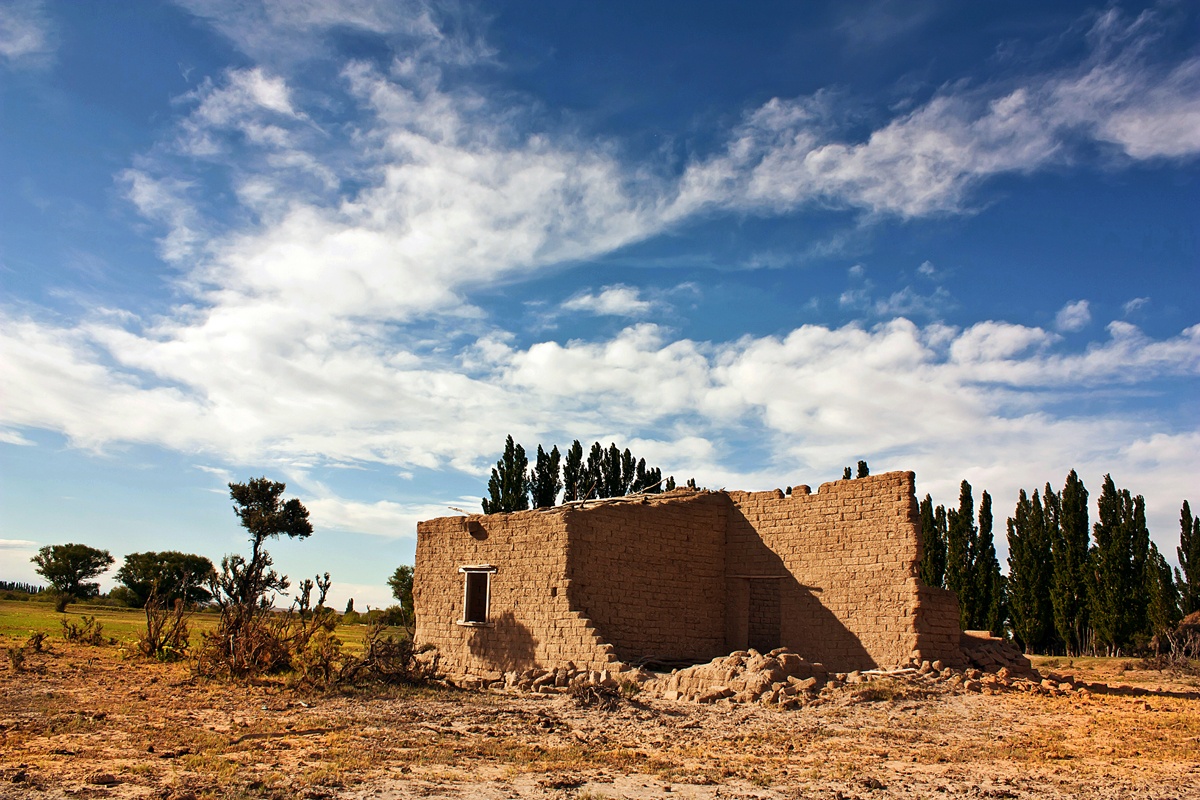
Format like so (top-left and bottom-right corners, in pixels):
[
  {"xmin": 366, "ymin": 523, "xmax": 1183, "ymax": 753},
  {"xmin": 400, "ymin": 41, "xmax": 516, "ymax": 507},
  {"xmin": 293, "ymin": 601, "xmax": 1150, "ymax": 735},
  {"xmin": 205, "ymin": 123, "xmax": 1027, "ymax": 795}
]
[{"xmin": 414, "ymin": 471, "xmax": 963, "ymax": 675}]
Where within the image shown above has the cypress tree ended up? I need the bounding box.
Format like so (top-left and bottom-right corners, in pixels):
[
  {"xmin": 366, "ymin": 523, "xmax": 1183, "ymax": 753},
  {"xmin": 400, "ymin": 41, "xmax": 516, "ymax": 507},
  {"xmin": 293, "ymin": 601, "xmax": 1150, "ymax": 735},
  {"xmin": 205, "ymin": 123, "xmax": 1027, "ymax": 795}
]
[
  {"xmin": 482, "ymin": 435, "xmax": 530, "ymax": 514},
  {"xmin": 945, "ymin": 480, "xmax": 976, "ymax": 628},
  {"xmin": 919, "ymin": 494, "xmax": 946, "ymax": 589},
  {"xmin": 1052, "ymin": 470, "xmax": 1091, "ymax": 655},
  {"xmin": 856, "ymin": 460, "xmax": 870, "ymax": 478},
  {"xmin": 529, "ymin": 445, "xmax": 563, "ymax": 508},
  {"xmin": 1177, "ymin": 500, "xmax": 1200, "ymax": 615},
  {"xmin": 1089, "ymin": 475, "xmax": 1150, "ymax": 655},
  {"xmin": 843, "ymin": 467, "xmax": 852, "ymax": 480},
  {"xmin": 1007, "ymin": 489, "xmax": 1054, "ymax": 653},
  {"xmin": 561, "ymin": 440, "xmax": 584, "ymax": 502}
]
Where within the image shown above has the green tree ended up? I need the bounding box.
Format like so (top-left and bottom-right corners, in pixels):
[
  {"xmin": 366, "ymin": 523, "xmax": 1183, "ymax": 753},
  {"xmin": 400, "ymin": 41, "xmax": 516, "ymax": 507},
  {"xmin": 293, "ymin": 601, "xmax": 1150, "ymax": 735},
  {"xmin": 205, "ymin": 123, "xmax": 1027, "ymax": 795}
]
[
  {"xmin": 1007, "ymin": 490, "xmax": 1054, "ymax": 652},
  {"xmin": 842, "ymin": 466, "xmax": 852, "ymax": 480},
  {"xmin": 856, "ymin": 460, "xmax": 870, "ymax": 478},
  {"xmin": 973, "ymin": 490, "xmax": 1005, "ymax": 634},
  {"xmin": 583, "ymin": 442, "xmax": 605, "ymax": 499},
  {"xmin": 1052, "ymin": 469, "xmax": 1091, "ymax": 655},
  {"xmin": 919, "ymin": 494, "xmax": 946, "ymax": 589},
  {"xmin": 222, "ymin": 477, "xmax": 314, "ymax": 606},
  {"xmin": 114, "ymin": 551, "xmax": 216, "ymax": 608},
  {"xmin": 481, "ymin": 435, "xmax": 531, "ymax": 514},
  {"xmin": 529, "ymin": 445, "xmax": 563, "ymax": 508},
  {"xmin": 31, "ymin": 543, "xmax": 114, "ymax": 611},
  {"xmin": 1089, "ymin": 475, "xmax": 1150, "ymax": 655},
  {"xmin": 603, "ymin": 443, "xmax": 623, "ymax": 497},
  {"xmin": 1145, "ymin": 543, "xmax": 1181, "ymax": 652},
  {"xmin": 945, "ymin": 480, "xmax": 976, "ymax": 628},
  {"xmin": 561, "ymin": 440, "xmax": 584, "ymax": 502},
  {"xmin": 388, "ymin": 564, "xmax": 415, "ymax": 628},
  {"xmin": 1177, "ymin": 500, "xmax": 1200, "ymax": 615}
]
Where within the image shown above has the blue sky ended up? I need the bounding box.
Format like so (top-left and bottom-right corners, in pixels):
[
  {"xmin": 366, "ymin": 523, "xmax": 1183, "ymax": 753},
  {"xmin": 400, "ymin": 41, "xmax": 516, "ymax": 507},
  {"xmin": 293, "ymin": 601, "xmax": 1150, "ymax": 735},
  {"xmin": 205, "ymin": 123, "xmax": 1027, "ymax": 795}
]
[{"xmin": 2, "ymin": 0, "xmax": 1197, "ymax": 610}]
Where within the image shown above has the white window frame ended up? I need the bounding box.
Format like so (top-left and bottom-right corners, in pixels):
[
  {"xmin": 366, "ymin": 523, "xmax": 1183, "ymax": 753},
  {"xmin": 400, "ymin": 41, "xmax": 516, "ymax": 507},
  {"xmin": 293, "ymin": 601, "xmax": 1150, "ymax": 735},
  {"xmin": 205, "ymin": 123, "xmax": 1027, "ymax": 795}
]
[{"xmin": 458, "ymin": 565, "xmax": 497, "ymax": 626}]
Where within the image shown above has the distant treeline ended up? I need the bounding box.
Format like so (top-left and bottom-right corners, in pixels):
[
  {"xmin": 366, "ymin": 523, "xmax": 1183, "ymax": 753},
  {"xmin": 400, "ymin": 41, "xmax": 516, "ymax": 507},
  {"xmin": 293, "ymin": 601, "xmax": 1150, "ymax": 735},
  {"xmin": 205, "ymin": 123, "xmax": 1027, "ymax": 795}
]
[
  {"xmin": 0, "ymin": 581, "xmax": 45, "ymax": 594},
  {"xmin": 920, "ymin": 470, "xmax": 1198, "ymax": 658}
]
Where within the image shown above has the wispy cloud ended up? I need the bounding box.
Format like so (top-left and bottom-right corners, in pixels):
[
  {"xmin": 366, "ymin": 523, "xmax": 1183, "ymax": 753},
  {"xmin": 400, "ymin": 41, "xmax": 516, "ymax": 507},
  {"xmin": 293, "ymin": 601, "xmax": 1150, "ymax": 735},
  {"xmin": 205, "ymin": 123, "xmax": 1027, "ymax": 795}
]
[
  {"xmin": 1123, "ymin": 296, "xmax": 1150, "ymax": 316},
  {"xmin": 675, "ymin": 7, "xmax": 1200, "ymax": 220},
  {"xmin": 0, "ymin": 538, "xmax": 38, "ymax": 549},
  {"xmin": 0, "ymin": 0, "xmax": 52, "ymax": 66}
]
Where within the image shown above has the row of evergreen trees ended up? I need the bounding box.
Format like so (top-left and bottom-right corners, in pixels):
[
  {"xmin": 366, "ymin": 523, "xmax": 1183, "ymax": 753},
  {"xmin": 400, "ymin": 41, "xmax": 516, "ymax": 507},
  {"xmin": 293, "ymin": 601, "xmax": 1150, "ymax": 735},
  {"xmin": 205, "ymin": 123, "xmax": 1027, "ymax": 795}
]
[
  {"xmin": 0, "ymin": 581, "xmax": 44, "ymax": 594},
  {"xmin": 920, "ymin": 470, "xmax": 1199, "ymax": 656},
  {"xmin": 482, "ymin": 436, "xmax": 678, "ymax": 513}
]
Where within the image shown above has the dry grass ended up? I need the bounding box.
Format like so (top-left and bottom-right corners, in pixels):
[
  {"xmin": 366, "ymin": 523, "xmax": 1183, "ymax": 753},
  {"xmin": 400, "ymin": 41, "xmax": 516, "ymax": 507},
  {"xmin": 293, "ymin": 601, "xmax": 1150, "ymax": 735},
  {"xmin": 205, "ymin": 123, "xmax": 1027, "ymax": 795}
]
[{"xmin": 2, "ymin": 632, "xmax": 1198, "ymax": 798}]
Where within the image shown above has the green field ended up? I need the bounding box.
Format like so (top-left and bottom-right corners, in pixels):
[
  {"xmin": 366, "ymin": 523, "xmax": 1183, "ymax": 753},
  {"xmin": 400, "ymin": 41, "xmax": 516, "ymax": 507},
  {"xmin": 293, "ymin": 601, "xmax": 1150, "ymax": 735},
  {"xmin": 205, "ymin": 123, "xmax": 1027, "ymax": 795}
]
[{"xmin": 0, "ymin": 598, "xmax": 395, "ymax": 654}]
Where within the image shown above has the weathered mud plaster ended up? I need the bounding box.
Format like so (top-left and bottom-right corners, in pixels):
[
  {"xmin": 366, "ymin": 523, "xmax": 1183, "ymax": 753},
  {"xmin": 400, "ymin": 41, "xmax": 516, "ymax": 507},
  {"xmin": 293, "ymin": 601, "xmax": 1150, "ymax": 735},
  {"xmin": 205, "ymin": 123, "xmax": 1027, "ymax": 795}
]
[{"xmin": 414, "ymin": 471, "xmax": 963, "ymax": 675}]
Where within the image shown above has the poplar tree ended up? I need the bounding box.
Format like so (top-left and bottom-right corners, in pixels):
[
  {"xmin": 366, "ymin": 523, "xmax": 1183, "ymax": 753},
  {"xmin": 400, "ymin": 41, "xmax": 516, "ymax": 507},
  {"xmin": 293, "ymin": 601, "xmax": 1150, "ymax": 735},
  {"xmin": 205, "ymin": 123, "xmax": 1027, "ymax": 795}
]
[
  {"xmin": 919, "ymin": 494, "xmax": 946, "ymax": 589},
  {"xmin": 1177, "ymin": 500, "xmax": 1200, "ymax": 615},
  {"xmin": 529, "ymin": 445, "xmax": 563, "ymax": 508},
  {"xmin": 482, "ymin": 435, "xmax": 530, "ymax": 514},
  {"xmin": 561, "ymin": 440, "xmax": 584, "ymax": 502},
  {"xmin": 603, "ymin": 443, "xmax": 623, "ymax": 497},
  {"xmin": 856, "ymin": 460, "xmax": 870, "ymax": 478},
  {"xmin": 1052, "ymin": 470, "xmax": 1090, "ymax": 655},
  {"xmin": 973, "ymin": 490, "xmax": 1005, "ymax": 634},
  {"xmin": 1089, "ymin": 475, "xmax": 1150, "ymax": 655},
  {"xmin": 945, "ymin": 480, "xmax": 976, "ymax": 628},
  {"xmin": 1007, "ymin": 489, "xmax": 1054, "ymax": 652},
  {"xmin": 584, "ymin": 442, "xmax": 605, "ymax": 499},
  {"xmin": 1145, "ymin": 542, "xmax": 1181, "ymax": 651}
]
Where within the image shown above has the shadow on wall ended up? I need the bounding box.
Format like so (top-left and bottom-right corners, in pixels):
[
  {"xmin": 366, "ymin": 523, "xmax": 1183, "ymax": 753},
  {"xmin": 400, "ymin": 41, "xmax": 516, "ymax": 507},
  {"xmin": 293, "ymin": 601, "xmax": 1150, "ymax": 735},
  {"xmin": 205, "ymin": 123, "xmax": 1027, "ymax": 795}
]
[
  {"xmin": 466, "ymin": 611, "xmax": 539, "ymax": 672},
  {"xmin": 725, "ymin": 504, "xmax": 876, "ymax": 670}
]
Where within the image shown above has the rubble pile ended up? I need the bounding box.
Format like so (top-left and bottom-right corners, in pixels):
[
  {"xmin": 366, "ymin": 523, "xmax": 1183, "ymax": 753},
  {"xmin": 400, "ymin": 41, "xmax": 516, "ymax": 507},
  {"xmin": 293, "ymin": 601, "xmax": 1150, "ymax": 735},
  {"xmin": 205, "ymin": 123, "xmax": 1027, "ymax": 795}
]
[
  {"xmin": 645, "ymin": 648, "xmax": 827, "ymax": 708},
  {"xmin": 446, "ymin": 664, "xmax": 623, "ymax": 693},
  {"xmin": 960, "ymin": 630, "xmax": 1038, "ymax": 677},
  {"xmin": 440, "ymin": 637, "xmax": 1103, "ymax": 707}
]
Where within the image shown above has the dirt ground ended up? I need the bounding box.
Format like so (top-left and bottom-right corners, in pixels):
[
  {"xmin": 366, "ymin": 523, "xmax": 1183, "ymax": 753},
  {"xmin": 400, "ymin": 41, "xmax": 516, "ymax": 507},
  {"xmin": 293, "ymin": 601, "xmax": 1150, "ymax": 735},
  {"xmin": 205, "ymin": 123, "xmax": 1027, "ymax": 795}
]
[{"xmin": 2, "ymin": 643, "xmax": 1199, "ymax": 800}]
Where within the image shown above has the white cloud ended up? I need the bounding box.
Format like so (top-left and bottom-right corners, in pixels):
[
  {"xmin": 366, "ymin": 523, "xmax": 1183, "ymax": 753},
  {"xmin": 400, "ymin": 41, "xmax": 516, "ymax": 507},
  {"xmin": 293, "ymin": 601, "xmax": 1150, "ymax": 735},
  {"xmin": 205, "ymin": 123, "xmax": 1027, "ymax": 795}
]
[
  {"xmin": 562, "ymin": 285, "xmax": 656, "ymax": 318},
  {"xmin": 0, "ymin": 538, "xmax": 37, "ymax": 549},
  {"xmin": 1049, "ymin": 9, "xmax": 1200, "ymax": 160},
  {"xmin": 0, "ymin": 0, "xmax": 51, "ymax": 65},
  {"xmin": 304, "ymin": 496, "xmax": 445, "ymax": 539},
  {"xmin": 1055, "ymin": 299, "xmax": 1092, "ymax": 332},
  {"xmin": 4, "ymin": 2, "xmax": 1198, "ymax": 553},
  {"xmin": 1123, "ymin": 296, "xmax": 1150, "ymax": 316},
  {"xmin": 674, "ymin": 8, "xmax": 1200, "ymax": 220}
]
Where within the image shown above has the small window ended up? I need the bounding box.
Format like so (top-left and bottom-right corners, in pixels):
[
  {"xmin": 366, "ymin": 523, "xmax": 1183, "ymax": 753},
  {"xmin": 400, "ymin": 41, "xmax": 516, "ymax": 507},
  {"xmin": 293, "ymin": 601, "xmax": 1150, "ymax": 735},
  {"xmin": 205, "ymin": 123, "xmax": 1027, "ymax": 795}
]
[{"xmin": 459, "ymin": 565, "xmax": 496, "ymax": 625}]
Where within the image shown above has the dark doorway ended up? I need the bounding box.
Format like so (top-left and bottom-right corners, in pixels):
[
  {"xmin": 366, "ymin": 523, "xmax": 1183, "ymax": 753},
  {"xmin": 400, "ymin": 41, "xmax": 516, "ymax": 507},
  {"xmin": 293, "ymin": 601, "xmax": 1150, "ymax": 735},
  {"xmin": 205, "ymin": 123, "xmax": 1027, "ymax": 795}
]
[{"xmin": 748, "ymin": 579, "xmax": 781, "ymax": 653}]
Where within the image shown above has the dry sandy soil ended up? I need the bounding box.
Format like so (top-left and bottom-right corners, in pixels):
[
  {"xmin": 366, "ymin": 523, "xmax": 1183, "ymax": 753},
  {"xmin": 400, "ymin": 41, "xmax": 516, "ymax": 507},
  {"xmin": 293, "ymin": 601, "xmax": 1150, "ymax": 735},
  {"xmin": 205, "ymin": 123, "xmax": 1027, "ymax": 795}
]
[{"xmin": 2, "ymin": 642, "xmax": 1199, "ymax": 800}]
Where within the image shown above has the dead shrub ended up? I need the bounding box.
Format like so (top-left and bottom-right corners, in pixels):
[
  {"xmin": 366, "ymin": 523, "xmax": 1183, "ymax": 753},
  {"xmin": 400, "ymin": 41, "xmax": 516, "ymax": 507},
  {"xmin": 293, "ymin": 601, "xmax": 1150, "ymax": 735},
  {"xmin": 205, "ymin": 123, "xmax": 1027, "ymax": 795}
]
[
  {"xmin": 60, "ymin": 615, "xmax": 106, "ymax": 646},
  {"xmin": 25, "ymin": 631, "xmax": 47, "ymax": 652},
  {"xmin": 571, "ymin": 683, "xmax": 622, "ymax": 711},
  {"xmin": 139, "ymin": 592, "xmax": 192, "ymax": 661},
  {"xmin": 848, "ymin": 678, "xmax": 932, "ymax": 704},
  {"xmin": 7, "ymin": 645, "xmax": 25, "ymax": 672},
  {"xmin": 195, "ymin": 572, "xmax": 339, "ymax": 679},
  {"xmin": 328, "ymin": 618, "xmax": 437, "ymax": 689}
]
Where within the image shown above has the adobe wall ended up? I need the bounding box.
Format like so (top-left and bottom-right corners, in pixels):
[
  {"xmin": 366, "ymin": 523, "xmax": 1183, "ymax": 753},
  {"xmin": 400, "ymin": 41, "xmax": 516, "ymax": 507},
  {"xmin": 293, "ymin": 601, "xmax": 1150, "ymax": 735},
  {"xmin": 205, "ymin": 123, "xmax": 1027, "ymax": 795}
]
[
  {"xmin": 415, "ymin": 470, "xmax": 964, "ymax": 676},
  {"xmin": 565, "ymin": 491, "xmax": 729, "ymax": 664},
  {"xmin": 414, "ymin": 511, "xmax": 620, "ymax": 676},
  {"xmin": 726, "ymin": 472, "xmax": 956, "ymax": 670}
]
